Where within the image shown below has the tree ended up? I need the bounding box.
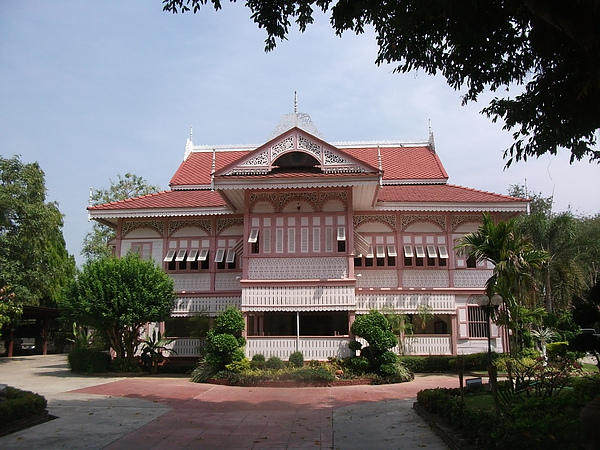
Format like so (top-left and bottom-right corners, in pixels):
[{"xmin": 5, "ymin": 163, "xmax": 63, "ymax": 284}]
[
  {"xmin": 163, "ymin": 0, "xmax": 600, "ymax": 166},
  {"xmin": 456, "ymin": 213, "xmax": 547, "ymax": 355},
  {"xmin": 61, "ymin": 253, "xmax": 175, "ymax": 362},
  {"xmin": 82, "ymin": 173, "xmax": 160, "ymax": 261},
  {"xmin": 351, "ymin": 310, "xmax": 398, "ymax": 374},
  {"xmin": 518, "ymin": 212, "xmax": 585, "ymax": 313},
  {"xmin": 0, "ymin": 155, "xmax": 75, "ymax": 310}
]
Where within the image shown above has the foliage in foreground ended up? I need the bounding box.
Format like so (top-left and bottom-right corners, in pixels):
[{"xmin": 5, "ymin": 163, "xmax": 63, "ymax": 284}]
[
  {"xmin": 61, "ymin": 253, "xmax": 174, "ymax": 362},
  {"xmin": 417, "ymin": 368, "xmax": 600, "ymax": 449},
  {"xmin": 0, "ymin": 387, "xmax": 48, "ymax": 426}
]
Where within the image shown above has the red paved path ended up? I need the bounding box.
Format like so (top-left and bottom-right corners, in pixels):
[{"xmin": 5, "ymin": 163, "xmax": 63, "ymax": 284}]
[{"xmin": 73, "ymin": 374, "xmax": 458, "ymax": 449}]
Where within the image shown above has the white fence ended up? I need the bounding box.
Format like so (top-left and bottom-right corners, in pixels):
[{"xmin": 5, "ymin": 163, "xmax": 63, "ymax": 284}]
[{"xmin": 167, "ymin": 335, "xmax": 453, "ymax": 359}]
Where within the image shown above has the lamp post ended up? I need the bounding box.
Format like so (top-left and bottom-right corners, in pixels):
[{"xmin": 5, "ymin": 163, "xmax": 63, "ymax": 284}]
[{"xmin": 476, "ymin": 294, "xmax": 503, "ymax": 365}]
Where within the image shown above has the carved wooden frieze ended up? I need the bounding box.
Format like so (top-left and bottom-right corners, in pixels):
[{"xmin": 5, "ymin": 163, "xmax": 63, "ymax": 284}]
[
  {"xmin": 168, "ymin": 219, "xmax": 212, "ymax": 236},
  {"xmin": 401, "ymin": 214, "xmax": 446, "ymax": 231},
  {"xmin": 278, "ymin": 191, "xmax": 319, "ymax": 210},
  {"xmin": 451, "ymin": 215, "xmax": 481, "ymax": 231},
  {"xmin": 121, "ymin": 220, "xmax": 164, "ymax": 237},
  {"xmin": 353, "ymin": 214, "xmax": 397, "ymax": 230},
  {"xmin": 320, "ymin": 191, "xmax": 348, "ymax": 209},
  {"xmin": 216, "ymin": 217, "xmax": 243, "ymax": 234}
]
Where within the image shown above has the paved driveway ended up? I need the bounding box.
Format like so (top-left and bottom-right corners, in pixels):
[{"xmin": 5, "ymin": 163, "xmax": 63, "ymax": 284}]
[{"xmin": 0, "ymin": 355, "xmax": 456, "ymax": 449}]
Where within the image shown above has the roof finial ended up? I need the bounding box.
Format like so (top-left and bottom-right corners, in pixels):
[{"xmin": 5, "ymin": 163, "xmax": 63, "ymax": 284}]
[
  {"xmin": 294, "ymin": 91, "xmax": 298, "ymax": 114},
  {"xmin": 428, "ymin": 119, "xmax": 436, "ymax": 153},
  {"xmin": 190, "ymin": 125, "xmax": 193, "ymax": 141}
]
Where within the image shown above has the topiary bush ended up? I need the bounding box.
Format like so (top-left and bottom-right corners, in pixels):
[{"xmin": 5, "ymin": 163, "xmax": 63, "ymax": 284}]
[
  {"xmin": 265, "ymin": 356, "xmax": 285, "ymax": 370},
  {"xmin": 250, "ymin": 353, "xmax": 266, "ymax": 369},
  {"xmin": 68, "ymin": 348, "xmax": 111, "ymax": 373},
  {"xmin": 288, "ymin": 351, "xmax": 304, "ymax": 368}
]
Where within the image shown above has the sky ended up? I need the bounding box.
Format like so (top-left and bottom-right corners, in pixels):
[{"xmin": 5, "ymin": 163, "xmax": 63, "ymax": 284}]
[{"xmin": 2, "ymin": 1, "xmax": 599, "ymax": 266}]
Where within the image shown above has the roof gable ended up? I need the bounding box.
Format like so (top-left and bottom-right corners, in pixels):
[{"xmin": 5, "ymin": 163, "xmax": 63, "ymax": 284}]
[{"xmin": 214, "ymin": 127, "xmax": 380, "ymax": 178}]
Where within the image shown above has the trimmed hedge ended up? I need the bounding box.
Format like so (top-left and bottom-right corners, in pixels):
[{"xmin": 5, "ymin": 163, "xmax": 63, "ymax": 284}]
[
  {"xmin": 68, "ymin": 348, "xmax": 111, "ymax": 373},
  {"xmin": 399, "ymin": 353, "xmax": 492, "ymax": 373},
  {"xmin": 0, "ymin": 387, "xmax": 47, "ymax": 426}
]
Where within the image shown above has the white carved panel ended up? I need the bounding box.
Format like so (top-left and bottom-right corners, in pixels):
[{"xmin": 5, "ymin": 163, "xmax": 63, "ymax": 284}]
[
  {"xmin": 171, "ymin": 296, "xmax": 241, "ymax": 316},
  {"xmin": 242, "ymin": 285, "xmax": 355, "ymax": 311},
  {"xmin": 402, "ymin": 270, "xmax": 450, "ymax": 288},
  {"xmin": 171, "ymin": 273, "xmax": 211, "ymax": 292},
  {"xmin": 453, "ymin": 270, "xmax": 493, "ymax": 288},
  {"xmin": 355, "ymin": 270, "xmax": 398, "ymax": 288},
  {"xmin": 356, "ymin": 293, "xmax": 455, "ymax": 313},
  {"xmin": 248, "ymin": 257, "xmax": 348, "ymax": 280}
]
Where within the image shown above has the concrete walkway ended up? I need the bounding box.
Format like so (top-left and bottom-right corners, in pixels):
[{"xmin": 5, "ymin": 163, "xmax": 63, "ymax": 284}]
[{"xmin": 0, "ymin": 355, "xmax": 457, "ymax": 449}]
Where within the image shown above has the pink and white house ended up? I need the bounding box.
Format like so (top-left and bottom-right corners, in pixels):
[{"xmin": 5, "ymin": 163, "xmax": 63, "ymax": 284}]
[{"xmin": 88, "ymin": 111, "xmax": 528, "ymax": 361}]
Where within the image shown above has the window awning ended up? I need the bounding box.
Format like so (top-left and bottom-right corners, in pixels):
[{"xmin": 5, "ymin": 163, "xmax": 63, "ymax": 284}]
[
  {"xmin": 163, "ymin": 249, "xmax": 176, "ymax": 262},
  {"xmin": 353, "ymin": 231, "xmax": 371, "ymax": 256}
]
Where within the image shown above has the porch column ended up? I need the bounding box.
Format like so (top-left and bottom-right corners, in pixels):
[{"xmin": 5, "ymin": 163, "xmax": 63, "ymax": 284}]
[
  {"xmin": 451, "ymin": 314, "xmax": 458, "ymax": 355},
  {"xmin": 242, "ymin": 312, "xmax": 248, "ymax": 338},
  {"xmin": 348, "ymin": 311, "xmax": 356, "ymax": 338},
  {"xmin": 295, "ymin": 312, "xmax": 300, "ymax": 352}
]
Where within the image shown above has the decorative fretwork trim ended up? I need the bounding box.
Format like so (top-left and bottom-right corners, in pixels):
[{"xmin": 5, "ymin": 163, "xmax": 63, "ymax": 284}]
[
  {"xmin": 216, "ymin": 217, "xmax": 243, "ymax": 234},
  {"xmin": 168, "ymin": 219, "xmax": 212, "ymax": 236},
  {"xmin": 401, "ymin": 214, "xmax": 446, "ymax": 231},
  {"xmin": 121, "ymin": 220, "xmax": 164, "ymax": 237},
  {"xmin": 297, "ymin": 135, "xmax": 322, "ymax": 160},
  {"xmin": 353, "ymin": 214, "xmax": 397, "ymax": 230},
  {"xmin": 451, "ymin": 215, "xmax": 482, "ymax": 231},
  {"xmin": 271, "ymin": 136, "xmax": 295, "ymax": 159},
  {"xmin": 279, "ymin": 191, "xmax": 319, "ymax": 210},
  {"xmin": 319, "ymin": 191, "xmax": 348, "ymax": 209}
]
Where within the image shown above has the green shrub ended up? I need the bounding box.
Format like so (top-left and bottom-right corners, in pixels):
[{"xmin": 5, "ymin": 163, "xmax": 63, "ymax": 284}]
[
  {"xmin": 226, "ymin": 358, "xmax": 251, "ymax": 373},
  {"xmin": 290, "ymin": 367, "xmax": 335, "ymax": 383},
  {"xmin": 346, "ymin": 356, "xmax": 370, "ymax": 374},
  {"xmin": 398, "ymin": 356, "xmax": 427, "ymax": 373},
  {"xmin": 0, "ymin": 387, "xmax": 47, "ymax": 425},
  {"xmin": 288, "ymin": 351, "xmax": 304, "ymax": 368},
  {"xmin": 250, "ymin": 353, "xmax": 266, "ymax": 369},
  {"xmin": 572, "ymin": 374, "xmax": 600, "ymax": 403},
  {"xmin": 546, "ymin": 341, "xmax": 569, "ymax": 361},
  {"xmin": 190, "ymin": 359, "xmax": 220, "ymax": 383},
  {"xmin": 265, "ymin": 356, "xmax": 285, "ymax": 370},
  {"xmin": 348, "ymin": 340, "xmax": 362, "ymax": 352},
  {"xmin": 68, "ymin": 348, "xmax": 111, "ymax": 373},
  {"xmin": 109, "ymin": 358, "xmax": 142, "ymax": 373}
]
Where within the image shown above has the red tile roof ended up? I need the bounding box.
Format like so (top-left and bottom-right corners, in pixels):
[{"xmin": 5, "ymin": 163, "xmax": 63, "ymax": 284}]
[
  {"xmin": 170, "ymin": 151, "xmax": 244, "ymax": 186},
  {"xmin": 87, "ymin": 190, "xmax": 227, "ymax": 211},
  {"xmin": 170, "ymin": 145, "xmax": 446, "ymax": 187},
  {"xmin": 341, "ymin": 146, "xmax": 448, "ymax": 181},
  {"xmin": 377, "ymin": 184, "xmax": 528, "ymax": 204}
]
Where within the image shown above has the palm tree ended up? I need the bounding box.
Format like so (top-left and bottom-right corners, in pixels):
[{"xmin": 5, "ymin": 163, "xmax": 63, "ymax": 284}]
[
  {"xmin": 456, "ymin": 213, "xmax": 548, "ymax": 355},
  {"xmin": 518, "ymin": 212, "xmax": 585, "ymax": 313}
]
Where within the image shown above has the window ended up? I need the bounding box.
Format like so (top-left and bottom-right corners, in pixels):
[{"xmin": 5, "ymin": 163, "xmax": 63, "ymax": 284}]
[
  {"xmin": 438, "ymin": 245, "xmax": 448, "ymax": 267},
  {"xmin": 467, "ymin": 254, "xmax": 477, "ymax": 268},
  {"xmin": 131, "ymin": 242, "xmax": 152, "ymax": 260},
  {"xmin": 387, "ymin": 245, "xmax": 397, "ymax": 266},
  {"xmin": 249, "ymin": 228, "xmax": 260, "ymax": 254},
  {"xmin": 426, "ymin": 245, "xmax": 437, "ymax": 266},
  {"xmin": 404, "ymin": 245, "xmax": 413, "ymax": 266},
  {"xmin": 468, "ymin": 306, "xmax": 488, "ymax": 337},
  {"xmin": 415, "ymin": 245, "xmax": 425, "ymax": 266}
]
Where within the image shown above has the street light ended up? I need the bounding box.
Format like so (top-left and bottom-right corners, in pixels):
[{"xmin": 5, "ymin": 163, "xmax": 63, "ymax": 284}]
[{"xmin": 476, "ymin": 294, "xmax": 503, "ymax": 365}]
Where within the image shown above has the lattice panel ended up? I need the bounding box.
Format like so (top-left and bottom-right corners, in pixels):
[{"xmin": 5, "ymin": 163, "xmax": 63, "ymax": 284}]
[
  {"xmin": 215, "ymin": 273, "xmax": 243, "ymax": 291},
  {"xmin": 453, "ymin": 270, "xmax": 493, "ymax": 288},
  {"xmin": 402, "ymin": 270, "xmax": 450, "ymax": 288},
  {"xmin": 355, "ymin": 270, "xmax": 398, "ymax": 288},
  {"xmin": 297, "ymin": 135, "xmax": 322, "ymax": 160},
  {"xmin": 171, "ymin": 273, "xmax": 211, "ymax": 292},
  {"xmin": 248, "ymin": 257, "xmax": 348, "ymax": 280},
  {"xmin": 355, "ymin": 293, "xmax": 455, "ymax": 313}
]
